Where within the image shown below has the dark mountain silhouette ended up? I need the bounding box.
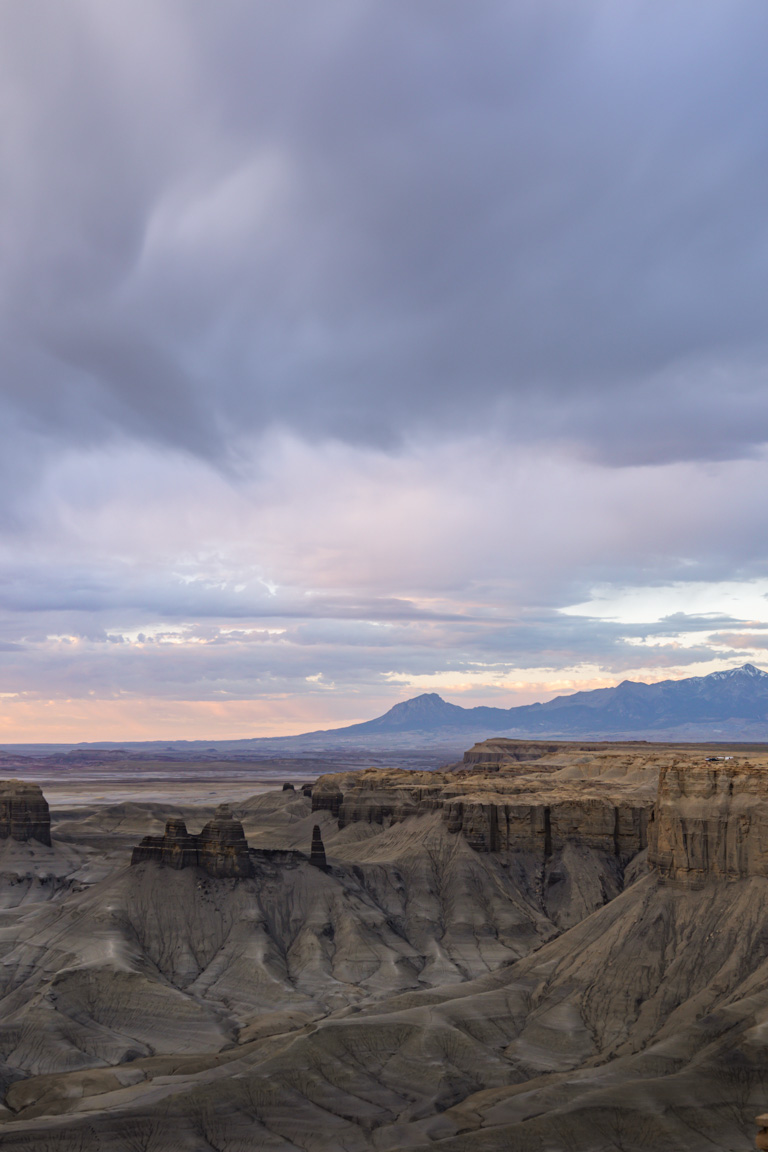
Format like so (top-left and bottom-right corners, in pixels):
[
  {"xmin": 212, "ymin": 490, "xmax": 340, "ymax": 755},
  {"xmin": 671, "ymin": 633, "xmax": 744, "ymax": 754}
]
[
  {"xmin": 21, "ymin": 665, "xmax": 768, "ymax": 756},
  {"xmin": 315, "ymin": 663, "xmax": 768, "ymax": 740},
  {"xmin": 335, "ymin": 692, "xmax": 509, "ymax": 733}
]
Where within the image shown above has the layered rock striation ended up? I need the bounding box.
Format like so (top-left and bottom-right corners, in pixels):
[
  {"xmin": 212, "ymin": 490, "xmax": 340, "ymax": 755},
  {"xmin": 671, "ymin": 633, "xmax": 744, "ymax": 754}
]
[
  {"xmin": 0, "ymin": 779, "xmax": 51, "ymax": 846},
  {"xmin": 312, "ymin": 762, "xmax": 654, "ymax": 862},
  {"xmin": 131, "ymin": 808, "xmax": 252, "ymax": 878},
  {"xmin": 649, "ymin": 759, "xmax": 768, "ymax": 886},
  {"xmin": 444, "ymin": 795, "xmax": 649, "ymax": 857},
  {"xmin": 461, "ymin": 738, "xmax": 572, "ymax": 772}
]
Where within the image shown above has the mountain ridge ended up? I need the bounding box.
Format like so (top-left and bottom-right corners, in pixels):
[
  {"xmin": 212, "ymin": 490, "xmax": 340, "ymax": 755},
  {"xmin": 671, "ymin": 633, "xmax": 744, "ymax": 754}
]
[
  {"xmin": 302, "ymin": 662, "xmax": 768, "ymax": 742},
  {"xmin": 5, "ymin": 664, "xmax": 768, "ymax": 755}
]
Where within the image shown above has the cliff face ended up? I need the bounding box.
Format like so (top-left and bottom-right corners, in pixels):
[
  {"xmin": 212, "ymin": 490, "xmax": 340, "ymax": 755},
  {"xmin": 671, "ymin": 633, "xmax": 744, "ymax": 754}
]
[
  {"xmin": 0, "ymin": 780, "xmax": 51, "ymax": 846},
  {"xmin": 461, "ymin": 739, "xmax": 564, "ymax": 771},
  {"xmin": 311, "ymin": 764, "xmax": 653, "ymax": 862},
  {"xmin": 131, "ymin": 809, "xmax": 252, "ymax": 878},
  {"xmin": 649, "ymin": 760, "xmax": 768, "ymax": 886},
  {"xmin": 444, "ymin": 795, "xmax": 649, "ymax": 857}
]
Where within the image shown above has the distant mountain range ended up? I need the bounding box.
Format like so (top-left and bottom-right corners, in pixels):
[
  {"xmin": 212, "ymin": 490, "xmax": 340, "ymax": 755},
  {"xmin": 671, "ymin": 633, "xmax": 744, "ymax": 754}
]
[
  {"xmin": 7, "ymin": 664, "xmax": 768, "ymax": 756},
  {"xmin": 275, "ymin": 663, "xmax": 768, "ymax": 748}
]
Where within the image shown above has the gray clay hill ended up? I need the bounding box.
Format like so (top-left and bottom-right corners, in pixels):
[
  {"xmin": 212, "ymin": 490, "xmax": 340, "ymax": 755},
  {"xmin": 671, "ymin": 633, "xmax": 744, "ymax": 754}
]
[{"xmin": 1, "ymin": 739, "xmax": 768, "ymax": 1149}]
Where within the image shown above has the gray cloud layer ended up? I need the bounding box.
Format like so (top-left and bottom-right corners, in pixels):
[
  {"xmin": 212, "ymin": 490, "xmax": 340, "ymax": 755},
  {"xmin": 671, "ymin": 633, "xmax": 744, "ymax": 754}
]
[
  {"xmin": 0, "ymin": 2, "xmax": 767, "ymax": 729},
  {"xmin": 3, "ymin": 1, "xmax": 768, "ymax": 472}
]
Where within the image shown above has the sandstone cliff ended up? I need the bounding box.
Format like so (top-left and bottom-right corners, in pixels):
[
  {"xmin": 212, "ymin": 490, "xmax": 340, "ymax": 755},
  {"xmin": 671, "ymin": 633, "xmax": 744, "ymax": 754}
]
[
  {"xmin": 0, "ymin": 780, "xmax": 51, "ymax": 846},
  {"xmin": 649, "ymin": 758, "xmax": 768, "ymax": 886},
  {"xmin": 311, "ymin": 762, "xmax": 652, "ymax": 862},
  {"xmin": 459, "ymin": 736, "xmax": 662, "ymax": 772},
  {"xmin": 461, "ymin": 739, "xmax": 564, "ymax": 771}
]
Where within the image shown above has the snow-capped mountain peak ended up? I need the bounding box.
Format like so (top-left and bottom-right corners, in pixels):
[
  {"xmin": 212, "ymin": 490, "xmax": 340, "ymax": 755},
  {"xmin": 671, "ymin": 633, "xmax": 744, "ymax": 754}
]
[{"xmin": 708, "ymin": 663, "xmax": 768, "ymax": 681}]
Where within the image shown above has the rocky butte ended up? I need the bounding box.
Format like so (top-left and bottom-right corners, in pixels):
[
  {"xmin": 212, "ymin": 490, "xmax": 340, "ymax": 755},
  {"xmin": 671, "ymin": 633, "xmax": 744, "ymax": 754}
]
[
  {"xmin": 0, "ymin": 779, "xmax": 51, "ymax": 845},
  {"xmin": 131, "ymin": 806, "xmax": 252, "ymax": 878}
]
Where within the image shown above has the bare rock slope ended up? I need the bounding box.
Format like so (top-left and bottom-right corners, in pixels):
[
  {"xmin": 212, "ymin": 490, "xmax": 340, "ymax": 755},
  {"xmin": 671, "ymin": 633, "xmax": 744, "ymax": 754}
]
[{"xmin": 2, "ymin": 744, "xmax": 768, "ymax": 1149}]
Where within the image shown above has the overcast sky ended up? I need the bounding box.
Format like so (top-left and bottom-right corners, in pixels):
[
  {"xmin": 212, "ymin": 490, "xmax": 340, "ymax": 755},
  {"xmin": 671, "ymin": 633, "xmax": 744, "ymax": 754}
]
[{"xmin": 1, "ymin": 0, "xmax": 768, "ymax": 740}]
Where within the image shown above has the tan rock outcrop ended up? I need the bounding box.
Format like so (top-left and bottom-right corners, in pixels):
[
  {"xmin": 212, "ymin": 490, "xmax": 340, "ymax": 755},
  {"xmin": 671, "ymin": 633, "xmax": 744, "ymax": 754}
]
[
  {"xmin": 649, "ymin": 759, "xmax": 768, "ymax": 886},
  {"xmin": 459, "ymin": 736, "xmax": 654, "ymax": 773},
  {"xmin": 0, "ymin": 780, "xmax": 51, "ymax": 846},
  {"xmin": 461, "ymin": 738, "xmax": 564, "ymax": 771},
  {"xmin": 756, "ymin": 1113, "xmax": 768, "ymax": 1152},
  {"xmin": 311, "ymin": 787, "xmax": 344, "ymax": 817},
  {"xmin": 198, "ymin": 809, "xmax": 252, "ymax": 878},
  {"xmin": 443, "ymin": 795, "xmax": 649, "ymax": 857},
  {"xmin": 312, "ymin": 763, "xmax": 653, "ymax": 862}
]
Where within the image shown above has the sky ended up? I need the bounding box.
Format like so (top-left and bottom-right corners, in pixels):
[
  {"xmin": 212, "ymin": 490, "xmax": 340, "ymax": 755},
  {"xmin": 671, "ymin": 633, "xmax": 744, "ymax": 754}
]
[{"xmin": 2, "ymin": 1, "xmax": 768, "ymax": 741}]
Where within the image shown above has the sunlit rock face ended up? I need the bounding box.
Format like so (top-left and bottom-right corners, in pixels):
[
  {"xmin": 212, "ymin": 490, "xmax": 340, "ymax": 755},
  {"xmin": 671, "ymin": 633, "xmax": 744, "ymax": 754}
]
[
  {"xmin": 131, "ymin": 808, "xmax": 252, "ymax": 878},
  {"xmin": 649, "ymin": 760, "xmax": 768, "ymax": 886},
  {"xmin": 443, "ymin": 796, "xmax": 649, "ymax": 858},
  {"xmin": 0, "ymin": 780, "xmax": 51, "ymax": 846},
  {"xmin": 461, "ymin": 739, "xmax": 565, "ymax": 771},
  {"xmin": 311, "ymin": 766, "xmax": 651, "ymax": 861}
]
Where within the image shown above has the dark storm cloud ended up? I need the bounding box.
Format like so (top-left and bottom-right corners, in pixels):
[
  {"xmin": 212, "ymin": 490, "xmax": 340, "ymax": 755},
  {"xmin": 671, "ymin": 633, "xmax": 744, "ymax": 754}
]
[{"xmin": 1, "ymin": 0, "xmax": 768, "ymax": 479}]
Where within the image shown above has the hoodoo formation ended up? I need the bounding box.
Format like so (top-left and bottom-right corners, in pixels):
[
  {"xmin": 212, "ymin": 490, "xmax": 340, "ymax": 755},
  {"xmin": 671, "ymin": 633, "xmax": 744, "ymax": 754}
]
[
  {"xmin": 131, "ymin": 804, "xmax": 327, "ymax": 877},
  {"xmin": 0, "ymin": 779, "xmax": 51, "ymax": 845},
  {"xmin": 309, "ymin": 823, "xmax": 327, "ymax": 868},
  {"xmin": 131, "ymin": 806, "xmax": 252, "ymax": 878}
]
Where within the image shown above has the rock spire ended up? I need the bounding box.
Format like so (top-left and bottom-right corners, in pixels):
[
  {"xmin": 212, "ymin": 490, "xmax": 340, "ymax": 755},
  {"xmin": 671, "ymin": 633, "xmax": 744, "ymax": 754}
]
[{"xmin": 309, "ymin": 824, "xmax": 327, "ymax": 869}]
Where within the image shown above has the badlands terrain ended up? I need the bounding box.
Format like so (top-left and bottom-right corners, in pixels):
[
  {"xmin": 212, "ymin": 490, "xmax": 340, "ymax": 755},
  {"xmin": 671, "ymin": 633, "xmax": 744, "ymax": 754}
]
[{"xmin": 0, "ymin": 739, "xmax": 767, "ymax": 1149}]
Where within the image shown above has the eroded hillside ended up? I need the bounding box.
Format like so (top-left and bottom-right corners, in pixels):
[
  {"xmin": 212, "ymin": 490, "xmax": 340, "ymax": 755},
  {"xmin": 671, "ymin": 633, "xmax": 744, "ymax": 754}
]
[{"xmin": 0, "ymin": 741, "xmax": 767, "ymax": 1150}]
